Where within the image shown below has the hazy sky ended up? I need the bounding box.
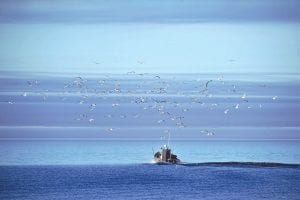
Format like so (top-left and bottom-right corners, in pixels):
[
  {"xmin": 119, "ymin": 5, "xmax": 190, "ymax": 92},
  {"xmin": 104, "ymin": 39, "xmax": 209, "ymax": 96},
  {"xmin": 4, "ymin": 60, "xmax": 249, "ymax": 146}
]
[{"xmin": 0, "ymin": 0, "xmax": 300, "ymax": 73}]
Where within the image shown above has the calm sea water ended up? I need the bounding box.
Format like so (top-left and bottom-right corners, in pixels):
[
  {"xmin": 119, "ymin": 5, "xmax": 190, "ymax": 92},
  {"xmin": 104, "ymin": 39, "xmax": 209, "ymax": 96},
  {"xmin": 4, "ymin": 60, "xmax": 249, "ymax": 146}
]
[
  {"xmin": 0, "ymin": 140, "xmax": 300, "ymax": 165},
  {"xmin": 0, "ymin": 140, "xmax": 300, "ymax": 199},
  {"xmin": 1, "ymin": 163, "xmax": 300, "ymax": 200}
]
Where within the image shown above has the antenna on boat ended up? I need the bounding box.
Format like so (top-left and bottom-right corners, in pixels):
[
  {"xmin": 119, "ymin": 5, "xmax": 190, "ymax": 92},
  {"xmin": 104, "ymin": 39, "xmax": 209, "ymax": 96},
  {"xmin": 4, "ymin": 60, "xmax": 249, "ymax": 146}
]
[{"xmin": 167, "ymin": 132, "xmax": 170, "ymax": 147}]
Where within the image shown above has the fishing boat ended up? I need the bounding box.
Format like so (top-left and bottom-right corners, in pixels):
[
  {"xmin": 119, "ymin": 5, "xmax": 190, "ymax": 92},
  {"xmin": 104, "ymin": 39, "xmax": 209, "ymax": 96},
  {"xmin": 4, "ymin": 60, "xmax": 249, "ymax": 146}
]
[{"xmin": 153, "ymin": 144, "xmax": 181, "ymax": 164}]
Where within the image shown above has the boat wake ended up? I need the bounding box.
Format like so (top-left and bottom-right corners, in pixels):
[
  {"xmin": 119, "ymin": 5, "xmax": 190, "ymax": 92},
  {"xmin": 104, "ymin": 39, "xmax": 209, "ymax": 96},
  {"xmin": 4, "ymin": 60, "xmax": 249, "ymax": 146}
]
[{"xmin": 177, "ymin": 161, "xmax": 300, "ymax": 168}]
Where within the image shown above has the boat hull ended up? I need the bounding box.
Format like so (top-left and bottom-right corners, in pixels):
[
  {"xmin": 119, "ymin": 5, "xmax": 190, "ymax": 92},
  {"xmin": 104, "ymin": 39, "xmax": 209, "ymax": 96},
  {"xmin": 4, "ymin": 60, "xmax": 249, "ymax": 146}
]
[{"xmin": 154, "ymin": 158, "xmax": 181, "ymax": 165}]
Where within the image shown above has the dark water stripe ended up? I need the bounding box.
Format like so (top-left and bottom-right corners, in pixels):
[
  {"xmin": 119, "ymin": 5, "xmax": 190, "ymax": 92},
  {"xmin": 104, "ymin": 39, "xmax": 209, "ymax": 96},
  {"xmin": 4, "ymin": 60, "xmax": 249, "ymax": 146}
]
[
  {"xmin": 1, "ymin": 162, "xmax": 300, "ymax": 168},
  {"xmin": 177, "ymin": 161, "xmax": 300, "ymax": 168}
]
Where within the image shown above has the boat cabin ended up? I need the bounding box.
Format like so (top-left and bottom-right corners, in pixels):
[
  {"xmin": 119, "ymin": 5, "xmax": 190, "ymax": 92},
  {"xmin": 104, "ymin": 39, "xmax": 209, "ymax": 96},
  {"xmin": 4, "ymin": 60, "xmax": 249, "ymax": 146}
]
[{"xmin": 154, "ymin": 145, "xmax": 180, "ymax": 164}]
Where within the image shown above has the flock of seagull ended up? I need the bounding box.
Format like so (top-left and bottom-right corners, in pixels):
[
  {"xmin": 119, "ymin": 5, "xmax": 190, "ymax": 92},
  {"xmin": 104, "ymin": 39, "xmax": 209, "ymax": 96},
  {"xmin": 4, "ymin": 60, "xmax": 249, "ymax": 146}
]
[{"xmin": 8, "ymin": 72, "xmax": 279, "ymax": 137}]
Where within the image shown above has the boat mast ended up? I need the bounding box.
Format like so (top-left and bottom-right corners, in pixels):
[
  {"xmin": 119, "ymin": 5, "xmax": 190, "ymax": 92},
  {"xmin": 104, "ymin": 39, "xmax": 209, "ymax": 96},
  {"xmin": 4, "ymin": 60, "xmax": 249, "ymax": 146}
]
[{"xmin": 167, "ymin": 132, "xmax": 170, "ymax": 147}]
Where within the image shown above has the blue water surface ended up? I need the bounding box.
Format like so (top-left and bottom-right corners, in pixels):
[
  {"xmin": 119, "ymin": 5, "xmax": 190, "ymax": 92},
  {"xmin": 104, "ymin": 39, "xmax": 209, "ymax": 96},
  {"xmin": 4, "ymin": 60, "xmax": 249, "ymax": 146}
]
[
  {"xmin": 1, "ymin": 140, "xmax": 300, "ymax": 165},
  {"xmin": 1, "ymin": 164, "xmax": 300, "ymax": 200}
]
